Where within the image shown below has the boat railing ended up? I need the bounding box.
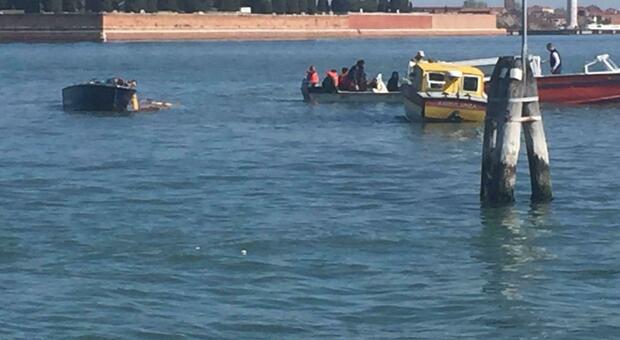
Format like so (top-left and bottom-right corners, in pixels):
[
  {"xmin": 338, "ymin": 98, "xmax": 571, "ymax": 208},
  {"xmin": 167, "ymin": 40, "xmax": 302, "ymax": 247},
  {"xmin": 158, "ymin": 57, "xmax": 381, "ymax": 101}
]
[
  {"xmin": 451, "ymin": 55, "xmax": 542, "ymax": 77},
  {"xmin": 584, "ymin": 54, "xmax": 620, "ymax": 74}
]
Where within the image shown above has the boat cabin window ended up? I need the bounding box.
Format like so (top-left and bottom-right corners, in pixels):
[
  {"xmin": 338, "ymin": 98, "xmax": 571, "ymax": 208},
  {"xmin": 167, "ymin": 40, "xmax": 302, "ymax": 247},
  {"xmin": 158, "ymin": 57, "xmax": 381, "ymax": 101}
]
[
  {"xmin": 463, "ymin": 76, "xmax": 479, "ymax": 92},
  {"xmin": 427, "ymin": 72, "xmax": 446, "ymax": 90}
]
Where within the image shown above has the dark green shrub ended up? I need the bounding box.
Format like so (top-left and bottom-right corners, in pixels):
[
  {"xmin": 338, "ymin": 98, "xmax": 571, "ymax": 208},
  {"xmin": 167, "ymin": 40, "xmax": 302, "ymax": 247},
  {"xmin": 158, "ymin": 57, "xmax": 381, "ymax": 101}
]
[
  {"xmin": 252, "ymin": 0, "xmax": 272, "ymax": 13},
  {"xmin": 21, "ymin": 0, "xmax": 40, "ymax": 12},
  {"xmin": 298, "ymin": 0, "xmax": 307, "ymax": 13},
  {"xmin": 158, "ymin": 0, "xmax": 179, "ymax": 10},
  {"xmin": 42, "ymin": 0, "xmax": 63, "ymax": 12},
  {"xmin": 126, "ymin": 0, "xmax": 147, "ymax": 12},
  {"xmin": 316, "ymin": 0, "xmax": 328, "ymax": 12},
  {"xmin": 306, "ymin": 0, "xmax": 316, "ymax": 14},
  {"xmin": 285, "ymin": 0, "xmax": 298, "ymax": 13},
  {"xmin": 272, "ymin": 0, "xmax": 285, "ymax": 13},
  {"xmin": 331, "ymin": 0, "xmax": 349, "ymax": 13},
  {"xmin": 377, "ymin": 0, "xmax": 388, "ymax": 11},
  {"xmin": 182, "ymin": 0, "xmax": 213, "ymax": 11},
  {"xmin": 63, "ymin": 0, "xmax": 82, "ymax": 11},
  {"xmin": 217, "ymin": 0, "xmax": 240, "ymax": 11},
  {"xmin": 389, "ymin": 0, "xmax": 407, "ymax": 12},
  {"xmin": 350, "ymin": 0, "xmax": 377, "ymax": 12}
]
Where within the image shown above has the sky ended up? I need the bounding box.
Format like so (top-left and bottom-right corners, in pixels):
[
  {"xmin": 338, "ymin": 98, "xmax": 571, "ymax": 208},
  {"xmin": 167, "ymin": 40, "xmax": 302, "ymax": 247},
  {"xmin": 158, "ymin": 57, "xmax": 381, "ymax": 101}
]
[{"xmin": 413, "ymin": 0, "xmax": 617, "ymax": 8}]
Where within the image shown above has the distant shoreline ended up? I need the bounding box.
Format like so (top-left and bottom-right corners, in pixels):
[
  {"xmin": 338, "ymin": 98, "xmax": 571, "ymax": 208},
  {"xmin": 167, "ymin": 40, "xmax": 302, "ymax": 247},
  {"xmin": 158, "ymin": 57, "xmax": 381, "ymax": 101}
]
[{"xmin": 0, "ymin": 12, "xmax": 505, "ymax": 43}]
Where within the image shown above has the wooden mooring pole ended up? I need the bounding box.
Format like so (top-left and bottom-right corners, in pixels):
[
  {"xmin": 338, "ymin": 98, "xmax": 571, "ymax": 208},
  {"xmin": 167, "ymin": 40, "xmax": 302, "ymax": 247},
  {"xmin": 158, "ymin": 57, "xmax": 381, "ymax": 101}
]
[{"xmin": 480, "ymin": 57, "xmax": 552, "ymax": 205}]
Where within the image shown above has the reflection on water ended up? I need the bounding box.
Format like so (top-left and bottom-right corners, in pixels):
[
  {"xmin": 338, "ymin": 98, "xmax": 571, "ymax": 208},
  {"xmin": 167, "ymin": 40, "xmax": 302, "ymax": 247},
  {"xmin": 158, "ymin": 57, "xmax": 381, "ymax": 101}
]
[
  {"xmin": 408, "ymin": 122, "xmax": 483, "ymax": 141},
  {"xmin": 475, "ymin": 204, "xmax": 554, "ymax": 320},
  {"xmin": 472, "ymin": 205, "xmax": 556, "ymax": 333}
]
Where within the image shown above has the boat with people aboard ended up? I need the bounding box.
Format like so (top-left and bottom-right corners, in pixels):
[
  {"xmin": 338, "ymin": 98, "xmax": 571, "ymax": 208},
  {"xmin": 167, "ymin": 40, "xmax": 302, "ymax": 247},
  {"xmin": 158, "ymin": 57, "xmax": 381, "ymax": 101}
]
[
  {"xmin": 62, "ymin": 78, "xmax": 172, "ymax": 112},
  {"xmin": 536, "ymin": 54, "xmax": 620, "ymax": 104},
  {"xmin": 457, "ymin": 54, "xmax": 620, "ymax": 105},
  {"xmin": 301, "ymin": 83, "xmax": 402, "ymax": 104},
  {"xmin": 401, "ymin": 60, "xmax": 487, "ymax": 122},
  {"xmin": 301, "ymin": 61, "xmax": 402, "ymax": 104}
]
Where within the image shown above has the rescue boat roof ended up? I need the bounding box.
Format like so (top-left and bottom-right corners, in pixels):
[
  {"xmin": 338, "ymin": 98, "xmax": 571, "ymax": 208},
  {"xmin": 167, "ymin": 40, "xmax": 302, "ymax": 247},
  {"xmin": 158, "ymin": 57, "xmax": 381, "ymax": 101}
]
[{"xmin": 416, "ymin": 61, "xmax": 484, "ymax": 77}]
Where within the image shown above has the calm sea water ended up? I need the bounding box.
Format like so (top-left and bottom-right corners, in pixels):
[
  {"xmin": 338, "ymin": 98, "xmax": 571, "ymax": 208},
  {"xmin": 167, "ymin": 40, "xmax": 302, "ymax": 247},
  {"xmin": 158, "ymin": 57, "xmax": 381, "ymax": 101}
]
[{"xmin": 2, "ymin": 35, "xmax": 620, "ymax": 339}]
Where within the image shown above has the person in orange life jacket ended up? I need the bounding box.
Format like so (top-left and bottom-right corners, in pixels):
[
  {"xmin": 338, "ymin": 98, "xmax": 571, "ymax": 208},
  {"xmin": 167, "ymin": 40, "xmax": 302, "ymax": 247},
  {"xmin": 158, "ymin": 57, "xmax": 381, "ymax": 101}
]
[
  {"xmin": 322, "ymin": 69, "xmax": 339, "ymax": 93},
  {"xmin": 348, "ymin": 60, "xmax": 367, "ymax": 91},
  {"xmin": 387, "ymin": 71, "xmax": 400, "ymax": 92},
  {"xmin": 306, "ymin": 65, "xmax": 320, "ymax": 86},
  {"xmin": 547, "ymin": 43, "xmax": 562, "ymax": 75}
]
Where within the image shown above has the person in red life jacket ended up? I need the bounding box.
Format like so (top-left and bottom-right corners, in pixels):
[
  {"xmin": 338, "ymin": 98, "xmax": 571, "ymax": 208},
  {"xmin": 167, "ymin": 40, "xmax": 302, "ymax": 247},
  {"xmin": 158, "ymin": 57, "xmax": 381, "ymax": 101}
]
[
  {"xmin": 306, "ymin": 65, "xmax": 320, "ymax": 86},
  {"xmin": 322, "ymin": 69, "xmax": 339, "ymax": 93},
  {"xmin": 338, "ymin": 67, "xmax": 353, "ymax": 91}
]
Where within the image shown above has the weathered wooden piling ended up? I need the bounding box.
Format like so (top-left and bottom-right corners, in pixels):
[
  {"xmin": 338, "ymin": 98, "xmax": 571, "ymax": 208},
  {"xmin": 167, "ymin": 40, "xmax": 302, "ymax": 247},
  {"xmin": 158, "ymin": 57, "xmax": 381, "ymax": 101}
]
[
  {"xmin": 522, "ymin": 63, "xmax": 553, "ymax": 202},
  {"xmin": 480, "ymin": 56, "xmax": 552, "ymax": 205}
]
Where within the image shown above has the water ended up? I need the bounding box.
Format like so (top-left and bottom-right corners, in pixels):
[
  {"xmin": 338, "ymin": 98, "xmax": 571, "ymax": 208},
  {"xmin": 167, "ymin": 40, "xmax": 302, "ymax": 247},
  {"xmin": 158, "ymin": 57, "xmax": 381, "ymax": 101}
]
[{"xmin": 2, "ymin": 35, "xmax": 620, "ymax": 338}]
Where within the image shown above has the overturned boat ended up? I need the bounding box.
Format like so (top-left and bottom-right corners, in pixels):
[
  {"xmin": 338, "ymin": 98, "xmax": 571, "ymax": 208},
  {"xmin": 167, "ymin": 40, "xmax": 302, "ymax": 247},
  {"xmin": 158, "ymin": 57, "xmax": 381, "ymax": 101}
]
[
  {"xmin": 62, "ymin": 78, "xmax": 138, "ymax": 112},
  {"xmin": 402, "ymin": 61, "xmax": 487, "ymax": 122}
]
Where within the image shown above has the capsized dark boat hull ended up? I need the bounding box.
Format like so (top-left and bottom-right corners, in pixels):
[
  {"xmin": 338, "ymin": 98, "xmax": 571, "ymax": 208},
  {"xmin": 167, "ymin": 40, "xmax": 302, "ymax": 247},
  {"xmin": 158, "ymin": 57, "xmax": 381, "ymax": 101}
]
[
  {"xmin": 62, "ymin": 84, "xmax": 136, "ymax": 112},
  {"xmin": 537, "ymin": 72, "xmax": 620, "ymax": 104}
]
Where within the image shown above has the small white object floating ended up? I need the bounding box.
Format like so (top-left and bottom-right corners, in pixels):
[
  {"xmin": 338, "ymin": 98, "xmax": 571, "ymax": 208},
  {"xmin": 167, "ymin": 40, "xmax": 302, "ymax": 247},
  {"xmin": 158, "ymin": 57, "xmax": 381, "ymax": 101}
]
[{"xmin": 241, "ymin": 249, "xmax": 247, "ymax": 256}]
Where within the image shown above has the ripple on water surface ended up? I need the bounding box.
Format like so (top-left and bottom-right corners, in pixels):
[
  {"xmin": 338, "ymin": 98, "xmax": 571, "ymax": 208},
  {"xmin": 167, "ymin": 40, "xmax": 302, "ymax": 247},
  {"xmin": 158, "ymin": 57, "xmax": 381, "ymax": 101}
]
[{"xmin": 2, "ymin": 36, "xmax": 620, "ymax": 338}]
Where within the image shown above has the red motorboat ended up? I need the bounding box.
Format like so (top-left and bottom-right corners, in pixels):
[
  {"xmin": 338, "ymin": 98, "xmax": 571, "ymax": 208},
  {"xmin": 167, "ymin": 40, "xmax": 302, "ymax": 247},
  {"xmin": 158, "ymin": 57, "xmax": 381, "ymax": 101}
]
[
  {"xmin": 537, "ymin": 55, "xmax": 620, "ymax": 104},
  {"xmin": 457, "ymin": 54, "xmax": 620, "ymax": 105}
]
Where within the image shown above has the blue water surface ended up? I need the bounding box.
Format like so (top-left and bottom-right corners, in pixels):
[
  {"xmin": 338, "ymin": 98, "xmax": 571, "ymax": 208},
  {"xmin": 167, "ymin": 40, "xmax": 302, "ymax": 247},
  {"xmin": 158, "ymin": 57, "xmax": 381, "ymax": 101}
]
[{"xmin": 1, "ymin": 35, "xmax": 620, "ymax": 338}]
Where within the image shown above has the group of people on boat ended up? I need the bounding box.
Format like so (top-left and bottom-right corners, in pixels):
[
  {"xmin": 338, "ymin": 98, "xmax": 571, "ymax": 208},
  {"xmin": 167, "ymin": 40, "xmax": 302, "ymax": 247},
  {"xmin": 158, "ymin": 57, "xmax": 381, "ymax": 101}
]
[{"xmin": 305, "ymin": 59, "xmax": 401, "ymax": 93}]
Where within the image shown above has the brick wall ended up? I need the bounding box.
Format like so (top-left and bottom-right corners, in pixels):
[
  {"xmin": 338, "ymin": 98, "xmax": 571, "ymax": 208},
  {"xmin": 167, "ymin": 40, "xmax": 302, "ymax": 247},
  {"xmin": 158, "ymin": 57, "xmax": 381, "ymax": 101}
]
[
  {"xmin": 348, "ymin": 13, "xmax": 433, "ymax": 29},
  {"xmin": 431, "ymin": 14, "xmax": 498, "ymax": 30},
  {"xmin": 0, "ymin": 12, "xmax": 504, "ymax": 42}
]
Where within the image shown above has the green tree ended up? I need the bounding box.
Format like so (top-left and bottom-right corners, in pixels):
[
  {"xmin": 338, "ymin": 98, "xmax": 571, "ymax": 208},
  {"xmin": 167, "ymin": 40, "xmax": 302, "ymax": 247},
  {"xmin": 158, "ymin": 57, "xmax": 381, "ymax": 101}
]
[
  {"xmin": 316, "ymin": 0, "xmax": 328, "ymax": 12},
  {"xmin": 331, "ymin": 0, "xmax": 349, "ymax": 13},
  {"xmin": 350, "ymin": 0, "xmax": 377, "ymax": 12},
  {"xmin": 306, "ymin": 0, "xmax": 316, "ymax": 14},
  {"xmin": 63, "ymin": 0, "xmax": 82, "ymax": 11},
  {"xmin": 377, "ymin": 0, "xmax": 388, "ymax": 11},
  {"xmin": 85, "ymin": 0, "xmax": 114, "ymax": 11},
  {"xmin": 216, "ymin": 0, "xmax": 240, "ymax": 11},
  {"xmin": 285, "ymin": 0, "xmax": 299, "ymax": 13},
  {"xmin": 391, "ymin": 0, "xmax": 409, "ymax": 12},
  {"xmin": 158, "ymin": 0, "xmax": 180, "ymax": 10},
  {"xmin": 251, "ymin": 0, "xmax": 272, "ymax": 13},
  {"xmin": 126, "ymin": 0, "xmax": 147, "ymax": 11},
  {"xmin": 21, "ymin": 0, "xmax": 40, "ymax": 13},
  {"xmin": 145, "ymin": 0, "xmax": 158, "ymax": 11},
  {"xmin": 272, "ymin": 0, "xmax": 285, "ymax": 13},
  {"xmin": 463, "ymin": 0, "xmax": 487, "ymax": 8},
  {"xmin": 182, "ymin": 0, "xmax": 213, "ymax": 11},
  {"xmin": 299, "ymin": 0, "xmax": 308, "ymax": 13},
  {"xmin": 42, "ymin": 0, "xmax": 63, "ymax": 12}
]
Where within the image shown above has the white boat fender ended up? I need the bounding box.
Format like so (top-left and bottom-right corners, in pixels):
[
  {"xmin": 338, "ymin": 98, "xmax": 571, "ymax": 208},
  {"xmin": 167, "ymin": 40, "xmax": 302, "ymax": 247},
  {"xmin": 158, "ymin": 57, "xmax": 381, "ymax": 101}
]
[{"xmin": 510, "ymin": 68, "xmax": 523, "ymax": 81}]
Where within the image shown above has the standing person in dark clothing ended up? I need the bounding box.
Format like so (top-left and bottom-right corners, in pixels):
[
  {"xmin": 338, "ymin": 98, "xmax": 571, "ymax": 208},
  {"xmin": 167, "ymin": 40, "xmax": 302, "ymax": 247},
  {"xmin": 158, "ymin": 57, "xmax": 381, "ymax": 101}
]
[
  {"xmin": 387, "ymin": 71, "xmax": 400, "ymax": 92},
  {"xmin": 547, "ymin": 43, "xmax": 562, "ymax": 75},
  {"xmin": 322, "ymin": 69, "xmax": 339, "ymax": 93},
  {"xmin": 348, "ymin": 60, "xmax": 367, "ymax": 91},
  {"xmin": 338, "ymin": 67, "xmax": 352, "ymax": 91}
]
